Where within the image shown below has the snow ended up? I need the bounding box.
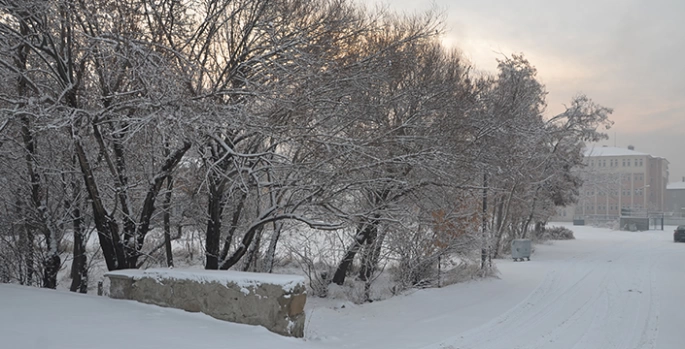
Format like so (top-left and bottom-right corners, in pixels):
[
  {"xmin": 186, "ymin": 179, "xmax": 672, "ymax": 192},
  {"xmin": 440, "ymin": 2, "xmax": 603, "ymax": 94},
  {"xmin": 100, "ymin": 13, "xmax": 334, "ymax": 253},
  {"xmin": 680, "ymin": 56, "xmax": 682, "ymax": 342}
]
[
  {"xmin": 0, "ymin": 284, "xmax": 315, "ymax": 349},
  {"xmin": 4, "ymin": 223, "xmax": 685, "ymax": 348},
  {"xmin": 105, "ymin": 268, "xmax": 306, "ymax": 292},
  {"xmin": 584, "ymin": 146, "xmax": 649, "ymax": 157},
  {"xmin": 667, "ymin": 181, "xmax": 685, "ymax": 190}
]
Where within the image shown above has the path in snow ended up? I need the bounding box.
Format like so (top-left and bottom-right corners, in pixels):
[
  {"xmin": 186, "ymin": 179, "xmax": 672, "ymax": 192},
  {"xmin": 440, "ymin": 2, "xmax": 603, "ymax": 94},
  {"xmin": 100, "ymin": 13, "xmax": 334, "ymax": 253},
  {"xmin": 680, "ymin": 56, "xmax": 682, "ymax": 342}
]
[{"xmin": 417, "ymin": 225, "xmax": 685, "ymax": 349}]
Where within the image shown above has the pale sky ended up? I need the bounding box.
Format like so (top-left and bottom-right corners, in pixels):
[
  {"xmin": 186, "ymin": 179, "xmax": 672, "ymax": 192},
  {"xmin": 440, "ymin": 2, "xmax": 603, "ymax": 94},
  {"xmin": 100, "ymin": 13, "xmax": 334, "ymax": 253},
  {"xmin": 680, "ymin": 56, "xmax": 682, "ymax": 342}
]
[{"xmin": 371, "ymin": 0, "xmax": 685, "ymax": 183}]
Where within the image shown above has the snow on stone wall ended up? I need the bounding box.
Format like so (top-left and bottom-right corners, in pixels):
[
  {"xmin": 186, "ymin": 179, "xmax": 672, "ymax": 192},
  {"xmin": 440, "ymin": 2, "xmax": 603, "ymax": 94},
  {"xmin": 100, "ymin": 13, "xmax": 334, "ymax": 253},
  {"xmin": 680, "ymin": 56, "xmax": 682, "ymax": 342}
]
[{"xmin": 105, "ymin": 268, "xmax": 306, "ymax": 337}]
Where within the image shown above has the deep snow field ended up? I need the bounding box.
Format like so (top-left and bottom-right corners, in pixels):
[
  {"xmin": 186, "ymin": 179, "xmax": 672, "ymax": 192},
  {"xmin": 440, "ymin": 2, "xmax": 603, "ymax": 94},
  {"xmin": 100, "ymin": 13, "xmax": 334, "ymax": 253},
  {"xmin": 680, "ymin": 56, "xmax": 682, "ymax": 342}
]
[{"xmin": 3, "ymin": 222, "xmax": 684, "ymax": 349}]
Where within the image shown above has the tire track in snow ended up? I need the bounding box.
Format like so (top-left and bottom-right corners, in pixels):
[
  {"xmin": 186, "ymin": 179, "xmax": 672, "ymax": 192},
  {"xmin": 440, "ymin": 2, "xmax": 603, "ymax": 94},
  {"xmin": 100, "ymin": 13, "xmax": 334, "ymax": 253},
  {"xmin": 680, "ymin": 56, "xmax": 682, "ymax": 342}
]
[
  {"xmin": 423, "ymin": 245, "xmax": 622, "ymax": 349},
  {"xmin": 421, "ymin": 239, "xmax": 660, "ymax": 349},
  {"xmin": 629, "ymin": 240, "xmax": 661, "ymax": 349}
]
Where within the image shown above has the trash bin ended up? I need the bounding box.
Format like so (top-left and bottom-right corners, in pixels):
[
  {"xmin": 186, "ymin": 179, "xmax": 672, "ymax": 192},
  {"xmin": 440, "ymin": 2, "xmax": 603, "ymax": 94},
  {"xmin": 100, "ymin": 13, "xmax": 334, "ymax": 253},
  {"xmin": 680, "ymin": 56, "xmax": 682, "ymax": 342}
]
[{"xmin": 511, "ymin": 239, "xmax": 531, "ymax": 262}]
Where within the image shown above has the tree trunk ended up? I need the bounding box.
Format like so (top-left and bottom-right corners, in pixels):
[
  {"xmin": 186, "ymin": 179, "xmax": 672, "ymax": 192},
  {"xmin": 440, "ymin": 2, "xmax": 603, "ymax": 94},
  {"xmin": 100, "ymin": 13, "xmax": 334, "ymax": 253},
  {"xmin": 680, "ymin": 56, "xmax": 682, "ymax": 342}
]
[
  {"xmin": 521, "ymin": 188, "xmax": 540, "ymax": 239},
  {"xmin": 492, "ymin": 197, "xmax": 505, "ymax": 258},
  {"xmin": 359, "ymin": 229, "xmax": 385, "ymax": 282},
  {"xmin": 263, "ymin": 221, "xmax": 284, "ymax": 273},
  {"xmin": 217, "ymin": 191, "xmax": 247, "ymax": 267},
  {"xmin": 42, "ymin": 253, "xmax": 61, "ymax": 289},
  {"xmin": 19, "ymin": 208, "xmax": 35, "ymax": 286},
  {"xmin": 163, "ymin": 176, "xmax": 174, "ymax": 268},
  {"xmin": 242, "ymin": 225, "xmax": 264, "ymax": 272},
  {"xmin": 127, "ymin": 141, "xmax": 190, "ymax": 268},
  {"xmin": 74, "ymin": 138, "xmax": 126, "ymax": 271},
  {"xmin": 493, "ymin": 183, "xmax": 516, "ymax": 259},
  {"xmin": 69, "ymin": 189, "xmax": 88, "ymax": 293},
  {"xmin": 219, "ymin": 221, "xmax": 264, "ymax": 270},
  {"xmin": 332, "ymin": 220, "xmax": 376, "ymax": 285},
  {"xmin": 204, "ymin": 184, "xmax": 224, "ymax": 270}
]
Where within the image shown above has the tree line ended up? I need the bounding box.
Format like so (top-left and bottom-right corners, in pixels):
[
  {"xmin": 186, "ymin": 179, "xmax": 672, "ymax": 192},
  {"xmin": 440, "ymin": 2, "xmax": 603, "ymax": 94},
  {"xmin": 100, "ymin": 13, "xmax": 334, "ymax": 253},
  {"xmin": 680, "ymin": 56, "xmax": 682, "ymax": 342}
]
[{"xmin": 0, "ymin": 0, "xmax": 612, "ymax": 297}]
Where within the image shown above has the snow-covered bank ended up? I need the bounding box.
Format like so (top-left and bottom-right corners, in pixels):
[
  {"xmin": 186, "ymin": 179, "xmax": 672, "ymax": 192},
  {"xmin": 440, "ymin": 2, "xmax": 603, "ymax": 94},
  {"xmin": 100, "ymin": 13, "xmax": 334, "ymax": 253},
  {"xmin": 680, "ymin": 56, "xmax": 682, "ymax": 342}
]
[
  {"xmin": 0, "ymin": 284, "xmax": 316, "ymax": 349},
  {"xmin": 3, "ymin": 223, "xmax": 685, "ymax": 349}
]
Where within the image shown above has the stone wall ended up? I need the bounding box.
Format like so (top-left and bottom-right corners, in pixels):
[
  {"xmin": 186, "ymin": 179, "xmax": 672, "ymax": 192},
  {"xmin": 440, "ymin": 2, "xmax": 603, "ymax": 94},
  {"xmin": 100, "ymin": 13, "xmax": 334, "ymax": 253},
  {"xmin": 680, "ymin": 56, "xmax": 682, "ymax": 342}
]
[{"xmin": 105, "ymin": 269, "xmax": 306, "ymax": 337}]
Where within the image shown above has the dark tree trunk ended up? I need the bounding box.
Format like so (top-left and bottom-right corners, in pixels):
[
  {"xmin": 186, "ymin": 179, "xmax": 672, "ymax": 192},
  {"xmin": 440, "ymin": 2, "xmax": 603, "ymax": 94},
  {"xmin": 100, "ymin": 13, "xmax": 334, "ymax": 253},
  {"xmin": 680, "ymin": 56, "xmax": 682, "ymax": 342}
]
[
  {"xmin": 14, "ymin": 5, "xmax": 38, "ymax": 287},
  {"xmin": 219, "ymin": 207, "xmax": 283, "ymax": 270},
  {"xmin": 21, "ymin": 114, "xmax": 40, "ymax": 285},
  {"xmin": 42, "ymin": 254, "xmax": 61, "ymax": 289},
  {"xmin": 128, "ymin": 141, "xmax": 190, "ymax": 268},
  {"xmin": 204, "ymin": 184, "xmax": 224, "ymax": 270},
  {"xmin": 492, "ymin": 198, "xmax": 505, "ymax": 259},
  {"xmin": 332, "ymin": 220, "xmax": 377, "ymax": 286},
  {"xmin": 74, "ymin": 138, "xmax": 190, "ymax": 270},
  {"xmin": 534, "ymin": 221, "xmax": 545, "ymax": 238},
  {"xmin": 217, "ymin": 191, "xmax": 247, "ymax": 267},
  {"xmin": 74, "ymin": 139, "xmax": 126, "ymax": 271},
  {"xmin": 242, "ymin": 225, "xmax": 264, "ymax": 272},
  {"xmin": 521, "ymin": 189, "xmax": 539, "ymax": 239},
  {"xmin": 69, "ymin": 159, "xmax": 88, "ymax": 292},
  {"xmin": 219, "ymin": 223, "xmax": 260, "ymax": 270},
  {"xmin": 19, "ymin": 208, "xmax": 35, "ymax": 286},
  {"xmin": 263, "ymin": 221, "xmax": 284, "ymax": 273},
  {"xmin": 69, "ymin": 190, "xmax": 88, "ymax": 293},
  {"xmin": 358, "ymin": 227, "xmax": 381, "ymax": 282},
  {"xmin": 163, "ymin": 176, "xmax": 174, "ymax": 268}
]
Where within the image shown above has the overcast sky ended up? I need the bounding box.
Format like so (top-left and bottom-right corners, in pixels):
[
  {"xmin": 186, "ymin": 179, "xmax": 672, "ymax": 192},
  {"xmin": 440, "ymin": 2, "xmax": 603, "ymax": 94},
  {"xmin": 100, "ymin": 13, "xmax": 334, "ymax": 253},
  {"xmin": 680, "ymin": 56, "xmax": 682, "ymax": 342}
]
[{"xmin": 370, "ymin": 0, "xmax": 685, "ymax": 182}]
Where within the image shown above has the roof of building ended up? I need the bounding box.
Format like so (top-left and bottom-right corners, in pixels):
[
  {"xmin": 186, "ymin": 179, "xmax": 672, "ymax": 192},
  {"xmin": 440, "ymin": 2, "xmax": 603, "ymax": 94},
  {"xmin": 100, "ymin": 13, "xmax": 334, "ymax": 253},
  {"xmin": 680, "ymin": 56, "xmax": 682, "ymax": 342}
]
[
  {"xmin": 667, "ymin": 182, "xmax": 685, "ymax": 190},
  {"xmin": 584, "ymin": 146, "xmax": 649, "ymax": 157}
]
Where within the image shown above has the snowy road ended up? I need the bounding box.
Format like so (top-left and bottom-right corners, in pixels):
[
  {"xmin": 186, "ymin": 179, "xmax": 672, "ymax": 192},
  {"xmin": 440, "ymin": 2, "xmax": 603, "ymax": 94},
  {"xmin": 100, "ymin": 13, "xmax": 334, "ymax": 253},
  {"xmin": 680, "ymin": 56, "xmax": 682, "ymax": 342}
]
[{"xmin": 419, "ymin": 225, "xmax": 685, "ymax": 349}]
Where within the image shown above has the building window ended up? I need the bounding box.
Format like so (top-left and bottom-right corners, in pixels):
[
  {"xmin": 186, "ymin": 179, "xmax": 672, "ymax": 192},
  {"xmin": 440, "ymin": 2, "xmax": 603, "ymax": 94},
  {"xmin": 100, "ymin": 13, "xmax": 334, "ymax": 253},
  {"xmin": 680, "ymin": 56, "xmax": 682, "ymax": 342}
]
[{"xmin": 639, "ymin": 159, "xmax": 643, "ymax": 167}]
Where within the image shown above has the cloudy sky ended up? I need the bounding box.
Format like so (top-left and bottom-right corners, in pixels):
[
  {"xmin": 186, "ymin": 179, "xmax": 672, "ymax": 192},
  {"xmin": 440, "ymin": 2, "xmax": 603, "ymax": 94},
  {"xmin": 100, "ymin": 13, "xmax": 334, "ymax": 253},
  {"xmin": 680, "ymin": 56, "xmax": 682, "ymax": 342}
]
[{"xmin": 371, "ymin": 0, "xmax": 685, "ymax": 182}]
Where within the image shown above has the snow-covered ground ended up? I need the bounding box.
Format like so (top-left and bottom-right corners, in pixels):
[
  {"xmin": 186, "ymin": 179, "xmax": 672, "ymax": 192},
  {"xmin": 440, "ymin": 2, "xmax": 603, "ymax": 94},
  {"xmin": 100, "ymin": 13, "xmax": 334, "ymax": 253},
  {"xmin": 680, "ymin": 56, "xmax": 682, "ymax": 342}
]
[{"xmin": 3, "ymin": 223, "xmax": 685, "ymax": 349}]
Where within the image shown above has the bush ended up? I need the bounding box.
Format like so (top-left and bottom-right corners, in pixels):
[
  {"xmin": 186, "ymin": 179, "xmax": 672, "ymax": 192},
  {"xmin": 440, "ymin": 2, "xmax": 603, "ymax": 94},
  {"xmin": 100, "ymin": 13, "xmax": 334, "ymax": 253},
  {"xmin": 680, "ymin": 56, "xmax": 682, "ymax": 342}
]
[{"xmin": 539, "ymin": 226, "xmax": 575, "ymax": 240}]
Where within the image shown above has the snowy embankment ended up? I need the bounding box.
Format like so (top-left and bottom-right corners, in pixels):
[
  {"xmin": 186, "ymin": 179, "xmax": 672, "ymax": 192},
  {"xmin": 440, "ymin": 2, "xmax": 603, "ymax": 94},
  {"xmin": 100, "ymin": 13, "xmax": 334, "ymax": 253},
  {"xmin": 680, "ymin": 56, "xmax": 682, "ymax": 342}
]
[{"xmin": 3, "ymin": 223, "xmax": 685, "ymax": 349}]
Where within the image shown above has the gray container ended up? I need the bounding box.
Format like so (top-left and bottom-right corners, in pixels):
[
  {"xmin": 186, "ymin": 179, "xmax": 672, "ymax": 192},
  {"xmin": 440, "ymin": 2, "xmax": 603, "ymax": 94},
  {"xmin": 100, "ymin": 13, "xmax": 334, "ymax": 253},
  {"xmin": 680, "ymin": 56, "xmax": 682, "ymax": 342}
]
[{"xmin": 511, "ymin": 239, "xmax": 531, "ymax": 261}]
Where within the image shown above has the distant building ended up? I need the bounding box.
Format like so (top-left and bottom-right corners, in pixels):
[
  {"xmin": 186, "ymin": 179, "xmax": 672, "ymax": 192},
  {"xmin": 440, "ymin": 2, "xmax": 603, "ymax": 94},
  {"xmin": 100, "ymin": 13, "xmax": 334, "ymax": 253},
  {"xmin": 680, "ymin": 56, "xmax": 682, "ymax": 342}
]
[
  {"xmin": 666, "ymin": 179, "xmax": 685, "ymax": 216},
  {"xmin": 554, "ymin": 146, "xmax": 669, "ymax": 222}
]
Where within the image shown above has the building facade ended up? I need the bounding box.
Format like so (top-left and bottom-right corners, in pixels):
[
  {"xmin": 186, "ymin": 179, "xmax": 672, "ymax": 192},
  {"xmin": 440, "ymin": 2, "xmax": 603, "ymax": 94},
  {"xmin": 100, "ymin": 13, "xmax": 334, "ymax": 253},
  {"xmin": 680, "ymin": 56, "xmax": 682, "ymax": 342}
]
[
  {"xmin": 666, "ymin": 180, "xmax": 685, "ymax": 216},
  {"xmin": 554, "ymin": 146, "xmax": 669, "ymax": 221}
]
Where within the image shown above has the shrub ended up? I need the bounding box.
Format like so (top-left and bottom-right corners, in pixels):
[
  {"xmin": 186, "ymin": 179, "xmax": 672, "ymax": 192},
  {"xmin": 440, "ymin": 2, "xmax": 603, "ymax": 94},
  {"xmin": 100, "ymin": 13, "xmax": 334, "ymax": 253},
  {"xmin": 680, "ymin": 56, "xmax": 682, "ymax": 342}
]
[{"xmin": 540, "ymin": 226, "xmax": 575, "ymax": 240}]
